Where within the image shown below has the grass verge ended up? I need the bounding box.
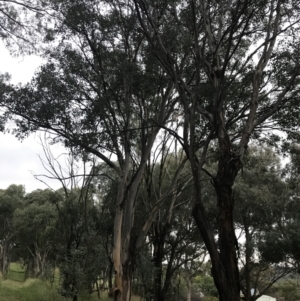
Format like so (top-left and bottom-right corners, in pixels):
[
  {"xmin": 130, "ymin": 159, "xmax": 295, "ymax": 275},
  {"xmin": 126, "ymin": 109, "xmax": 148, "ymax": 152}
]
[{"xmin": 1, "ymin": 263, "xmax": 141, "ymax": 301}]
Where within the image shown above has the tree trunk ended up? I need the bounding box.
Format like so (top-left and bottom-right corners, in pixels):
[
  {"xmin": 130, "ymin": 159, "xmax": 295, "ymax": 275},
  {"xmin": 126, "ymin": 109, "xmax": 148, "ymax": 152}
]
[
  {"xmin": 153, "ymin": 223, "xmax": 165, "ymax": 301},
  {"xmin": 0, "ymin": 242, "xmax": 9, "ymax": 277},
  {"xmin": 108, "ymin": 259, "xmax": 113, "ymax": 290},
  {"xmin": 113, "ymin": 131, "xmax": 159, "ymax": 301},
  {"xmin": 112, "ymin": 253, "xmax": 133, "ymax": 301},
  {"xmin": 192, "ymin": 152, "xmax": 241, "ymax": 301},
  {"xmin": 113, "ymin": 175, "xmax": 126, "ymax": 301},
  {"xmin": 186, "ymin": 277, "xmax": 191, "ymax": 301},
  {"xmin": 112, "ymin": 180, "xmax": 134, "ymax": 301},
  {"xmin": 215, "ymin": 184, "xmax": 240, "ymax": 301},
  {"xmin": 214, "ymin": 151, "xmax": 241, "ymax": 301},
  {"xmin": 25, "ymin": 258, "xmax": 34, "ymax": 279},
  {"xmin": 122, "ymin": 261, "xmax": 132, "ymax": 301},
  {"xmin": 244, "ymin": 224, "xmax": 252, "ymax": 301}
]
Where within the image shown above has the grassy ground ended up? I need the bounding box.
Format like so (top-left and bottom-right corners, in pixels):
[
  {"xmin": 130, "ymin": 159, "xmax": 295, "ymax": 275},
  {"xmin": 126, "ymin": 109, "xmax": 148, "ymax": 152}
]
[
  {"xmin": 0, "ymin": 277, "xmax": 66, "ymax": 301},
  {"xmin": 0, "ymin": 276, "xmax": 141, "ymax": 301},
  {"xmin": 0, "ymin": 276, "xmax": 113, "ymax": 301},
  {"xmin": 0, "ymin": 262, "xmax": 108, "ymax": 301},
  {"xmin": 7, "ymin": 262, "xmax": 26, "ymax": 282},
  {"xmin": 1, "ymin": 263, "xmax": 141, "ymax": 301}
]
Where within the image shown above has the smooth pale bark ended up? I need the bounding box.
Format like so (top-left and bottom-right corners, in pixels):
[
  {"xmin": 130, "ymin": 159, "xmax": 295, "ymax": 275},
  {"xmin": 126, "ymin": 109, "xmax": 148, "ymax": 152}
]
[
  {"xmin": 186, "ymin": 278, "xmax": 192, "ymax": 301},
  {"xmin": 27, "ymin": 242, "xmax": 49, "ymax": 278},
  {"xmin": 243, "ymin": 225, "xmax": 252, "ymax": 301},
  {"xmin": 113, "ymin": 140, "xmax": 185, "ymax": 301},
  {"xmin": 112, "ymin": 128, "xmax": 161, "ymax": 301},
  {"xmin": 111, "ymin": 78, "xmax": 177, "ymax": 301}
]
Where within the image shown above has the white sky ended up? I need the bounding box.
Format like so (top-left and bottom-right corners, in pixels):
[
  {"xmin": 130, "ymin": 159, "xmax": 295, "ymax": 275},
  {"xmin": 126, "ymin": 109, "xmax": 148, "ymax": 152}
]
[{"xmin": 0, "ymin": 42, "xmax": 66, "ymax": 193}]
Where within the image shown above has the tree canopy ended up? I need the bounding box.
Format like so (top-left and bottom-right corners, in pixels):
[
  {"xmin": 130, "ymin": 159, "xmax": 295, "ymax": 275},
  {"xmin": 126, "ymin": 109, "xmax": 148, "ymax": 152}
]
[{"xmin": 1, "ymin": 1, "xmax": 300, "ymax": 301}]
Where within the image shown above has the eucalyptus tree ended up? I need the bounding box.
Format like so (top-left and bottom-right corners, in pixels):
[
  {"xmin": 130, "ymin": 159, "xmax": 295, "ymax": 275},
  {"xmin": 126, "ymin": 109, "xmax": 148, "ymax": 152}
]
[
  {"xmin": 285, "ymin": 146, "xmax": 300, "ymax": 266},
  {"xmin": 0, "ymin": 0, "xmax": 49, "ymax": 132},
  {"xmin": 91, "ymin": 131, "xmax": 189, "ymax": 301},
  {"xmin": 0, "ymin": 2, "xmax": 181, "ymax": 300},
  {"xmin": 132, "ymin": 1, "xmax": 300, "ymax": 300}
]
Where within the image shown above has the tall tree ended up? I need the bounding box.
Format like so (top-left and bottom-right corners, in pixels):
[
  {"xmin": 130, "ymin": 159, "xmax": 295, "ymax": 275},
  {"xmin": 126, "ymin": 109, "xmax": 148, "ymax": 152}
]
[
  {"xmin": 132, "ymin": 1, "xmax": 300, "ymax": 301},
  {"xmin": 0, "ymin": 1, "xmax": 184, "ymax": 300}
]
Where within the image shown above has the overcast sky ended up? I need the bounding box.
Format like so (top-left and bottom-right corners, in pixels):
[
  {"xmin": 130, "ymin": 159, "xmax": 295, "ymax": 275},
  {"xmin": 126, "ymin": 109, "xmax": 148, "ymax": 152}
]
[{"xmin": 0, "ymin": 42, "xmax": 66, "ymax": 192}]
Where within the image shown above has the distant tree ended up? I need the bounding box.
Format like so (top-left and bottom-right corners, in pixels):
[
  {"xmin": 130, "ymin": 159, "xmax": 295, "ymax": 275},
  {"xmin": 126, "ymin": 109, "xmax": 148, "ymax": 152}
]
[
  {"xmin": 12, "ymin": 188, "xmax": 58, "ymax": 279},
  {"xmin": 258, "ymin": 145, "xmax": 300, "ymax": 270},
  {"xmin": 194, "ymin": 272, "xmax": 219, "ymax": 299},
  {"xmin": 233, "ymin": 146, "xmax": 294, "ymax": 300},
  {"xmin": 54, "ymin": 187, "xmax": 104, "ymax": 300},
  {"xmin": 0, "ymin": 184, "xmax": 25, "ymax": 276},
  {"xmin": 33, "ymin": 144, "xmax": 107, "ymax": 300},
  {"xmin": 271, "ymin": 279, "xmax": 300, "ymax": 301}
]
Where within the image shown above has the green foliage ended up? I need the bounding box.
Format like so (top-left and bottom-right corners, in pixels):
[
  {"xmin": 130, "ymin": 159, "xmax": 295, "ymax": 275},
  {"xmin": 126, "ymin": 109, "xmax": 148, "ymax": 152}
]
[
  {"xmin": 51, "ymin": 186, "xmax": 107, "ymax": 297},
  {"xmin": 234, "ymin": 146, "xmax": 285, "ymax": 229},
  {"xmin": 202, "ymin": 297, "xmax": 218, "ymax": 301},
  {"xmin": 272, "ymin": 280, "xmax": 300, "ymax": 301},
  {"xmin": 0, "ymin": 277, "xmax": 65, "ymax": 301},
  {"xmin": 0, "ymin": 185, "xmax": 25, "ymax": 276},
  {"xmin": 11, "ymin": 189, "xmax": 58, "ymax": 279},
  {"xmin": 0, "ymin": 0, "xmax": 46, "ymax": 55},
  {"xmin": 194, "ymin": 275, "xmax": 218, "ymax": 298},
  {"xmin": 252, "ymin": 145, "xmax": 300, "ymax": 265},
  {"xmin": 7, "ymin": 270, "xmax": 26, "ymax": 282}
]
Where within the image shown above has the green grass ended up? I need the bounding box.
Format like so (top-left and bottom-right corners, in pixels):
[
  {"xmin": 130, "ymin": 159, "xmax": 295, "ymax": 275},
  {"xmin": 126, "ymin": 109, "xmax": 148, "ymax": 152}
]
[
  {"xmin": 0, "ymin": 277, "xmax": 64, "ymax": 301},
  {"xmin": 0, "ymin": 276, "xmax": 111, "ymax": 301},
  {"xmin": 7, "ymin": 262, "xmax": 26, "ymax": 282},
  {"xmin": 1, "ymin": 263, "xmax": 141, "ymax": 301},
  {"xmin": 1, "ymin": 262, "xmax": 106, "ymax": 301},
  {"xmin": 0, "ymin": 276, "xmax": 144, "ymax": 301},
  {"xmin": 9, "ymin": 263, "xmax": 26, "ymax": 272},
  {"xmin": 7, "ymin": 270, "xmax": 26, "ymax": 282}
]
